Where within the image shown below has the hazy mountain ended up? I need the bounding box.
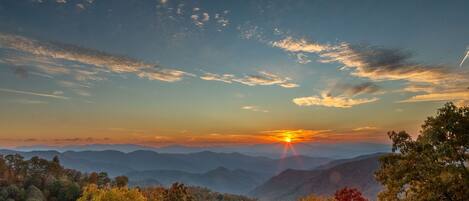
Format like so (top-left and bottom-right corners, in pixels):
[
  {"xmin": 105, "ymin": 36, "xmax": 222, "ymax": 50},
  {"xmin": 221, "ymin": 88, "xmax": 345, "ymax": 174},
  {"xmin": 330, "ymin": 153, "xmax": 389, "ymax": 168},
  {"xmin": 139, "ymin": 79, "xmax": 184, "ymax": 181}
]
[
  {"xmin": 13, "ymin": 142, "xmax": 390, "ymax": 159},
  {"xmin": 14, "ymin": 144, "xmax": 155, "ymax": 153},
  {"xmin": 127, "ymin": 167, "xmax": 270, "ymax": 195},
  {"xmin": 250, "ymin": 153, "xmax": 384, "ymax": 201},
  {"xmin": 315, "ymin": 152, "xmax": 386, "ymax": 170},
  {"xmin": 0, "ymin": 149, "xmax": 330, "ymax": 177}
]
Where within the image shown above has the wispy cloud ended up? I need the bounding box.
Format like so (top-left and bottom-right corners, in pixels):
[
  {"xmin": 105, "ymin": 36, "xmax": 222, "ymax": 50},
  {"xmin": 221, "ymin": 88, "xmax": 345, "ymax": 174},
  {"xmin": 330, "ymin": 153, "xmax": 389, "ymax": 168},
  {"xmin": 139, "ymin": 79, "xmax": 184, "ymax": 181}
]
[
  {"xmin": 295, "ymin": 53, "xmax": 311, "ymax": 64},
  {"xmin": 57, "ymin": 80, "xmax": 92, "ymax": 97},
  {"xmin": 272, "ymin": 37, "xmax": 466, "ymax": 84},
  {"xmin": 352, "ymin": 126, "xmax": 378, "ymax": 131},
  {"xmin": 318, "ymin": 43, "xmax": 457, "ymax": 84},
  {"xmin": 293, "ymin": 92, "xmax": 378, "ymax": 108},
  {"xmin": 241, "ymin": 105, "xmax": 269, "ymax": 113},
  {"xmin": 272, "ymin": 37, "xmax": 331, "ymax": 53},
  {"xmin": 14, "ymin": 99, "xmax": 48, "ymax": 104},
  {"xmin": 272, "ymin": 36, "xmax": 469, "ymax": 104},
  {"xmin": 200, "ymin": 71, "xmax": 299, "ymax": 88},
  {"xmin": 0, "ymin": 88, "xmax": 69, "ymax": 100},
  {"xmin": 402, "ymin": 83, "xmax": 435, "ymax": 93},
  {"xmin": 200, "ymin": 73, "xmax": 235, "ymax": 83},
  {"xmin": 137, "ymin": 67, "xmax": 193, "ymax": 82},
  {"xmin": 336, "ymin": 82, "xmax": 381, "ymax": 96},
  {"xmin": 0, "ymin": 32, "xmax": 191, "ymax": 82},
  {"xmin": 399, "ymin": 91, "xmax": 469, "ymax": 103},
  {"xmin": 291, "ymin": 81, "xmax": 380, "ymax": 108},
  {"xmin": 235, "ymin": 71, "xmax": 299, "ymax": 88}
]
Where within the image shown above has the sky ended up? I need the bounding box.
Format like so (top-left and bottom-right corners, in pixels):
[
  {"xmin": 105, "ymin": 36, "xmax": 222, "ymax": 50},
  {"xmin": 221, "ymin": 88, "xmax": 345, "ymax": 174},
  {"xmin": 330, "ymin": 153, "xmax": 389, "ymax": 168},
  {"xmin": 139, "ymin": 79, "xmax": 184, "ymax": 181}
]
[{"xmin": 0, "ymin": 0, "xmax": 468, "ymax": 147}]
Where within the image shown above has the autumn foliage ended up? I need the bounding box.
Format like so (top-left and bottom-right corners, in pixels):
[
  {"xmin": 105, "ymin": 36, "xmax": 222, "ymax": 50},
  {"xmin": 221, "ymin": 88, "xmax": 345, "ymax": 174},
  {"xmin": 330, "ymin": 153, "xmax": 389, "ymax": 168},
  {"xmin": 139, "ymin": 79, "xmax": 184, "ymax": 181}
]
[{"xmin": 334, "ymin": 187, "xmax": 367, "ymax": 201}]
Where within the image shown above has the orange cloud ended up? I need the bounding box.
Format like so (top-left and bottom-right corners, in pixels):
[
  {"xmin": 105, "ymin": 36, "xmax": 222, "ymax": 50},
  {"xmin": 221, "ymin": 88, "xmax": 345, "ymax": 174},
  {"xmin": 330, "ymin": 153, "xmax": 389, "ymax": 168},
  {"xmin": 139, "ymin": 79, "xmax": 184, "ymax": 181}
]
[{"xmin": 400, "ymin": 91, "xmax": 469, "ymax": 103}]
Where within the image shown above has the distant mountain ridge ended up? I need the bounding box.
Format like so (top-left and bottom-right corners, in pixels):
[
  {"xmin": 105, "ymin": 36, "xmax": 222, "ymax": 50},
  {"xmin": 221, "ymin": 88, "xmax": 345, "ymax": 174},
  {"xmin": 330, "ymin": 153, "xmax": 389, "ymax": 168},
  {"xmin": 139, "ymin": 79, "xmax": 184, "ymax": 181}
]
[
  {"xmin": 0, "ymin": 149, "xmax": 330, "ymax": 175},
  {"xmin": 0, "ymin": 149, "xmax": 331, "ymax": 195},
  {"xmin": 250, "ymin": 153, "xmax": 384, "ymax": 201},
  {"xmin": 14, "ymin": 142, "xmax": 390, "ymax": 159},
  {"xmin": 0, "ymin": 149, "xmax": 388, "ymax": 197},
  {"xmin": 127, "ymin": 167, "xmax": 270, "ymax": 194}
]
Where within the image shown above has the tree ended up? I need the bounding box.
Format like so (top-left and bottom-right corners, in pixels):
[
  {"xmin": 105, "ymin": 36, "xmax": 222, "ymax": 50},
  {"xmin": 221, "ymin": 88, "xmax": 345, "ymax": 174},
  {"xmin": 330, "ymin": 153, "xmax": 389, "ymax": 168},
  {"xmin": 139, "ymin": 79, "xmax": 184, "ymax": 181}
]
[
  {"xmin": 25, "ymin": 185, "xmax": 46, "ymax": 201},
  {"xmin": 88, "ymin": 172, "xmax": 99, "ymax": 185},
  {"xmin": 298, "ymin": 194, "xmax": 335, "ymax": 201},
  {"xmin": 187, "ymin": 186, "xmax": 258, "ymax": 201},
  {"xmin": 114, "ymin": 176, "xmax": 129, "ymax": 188},
  {"xmin": 334, "ymin": 187, "xmax": 367, "ymax": 201},
  {"xmin": 376, "ymin": 102, "xmax": 469, "ymax": 201},
  {"xmin": 141, "ymin": 186, "xmax": 166, "ymax": 201},
  {"xmin": 77, "ymin": 184, "xmax": 146, "ymax": 201},
  {"xmin": 97, "ymin": 172, "xmax": 111, "ymax": 188},
  {"xmin": 163, "ymin": 183, "xmax": 194, "ymax": 201},
  {"xmin": 48, "ymin": 156, "xmax": 63, "ymax": 177}
]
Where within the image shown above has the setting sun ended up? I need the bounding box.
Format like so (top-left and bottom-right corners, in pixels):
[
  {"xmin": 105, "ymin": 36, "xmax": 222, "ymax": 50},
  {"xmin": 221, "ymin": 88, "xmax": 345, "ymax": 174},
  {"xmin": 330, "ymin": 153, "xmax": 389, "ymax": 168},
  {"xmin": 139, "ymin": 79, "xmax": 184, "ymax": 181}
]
[{"xmin": 284, "ymin": 136, "xmax": 292, "ymax": 143}]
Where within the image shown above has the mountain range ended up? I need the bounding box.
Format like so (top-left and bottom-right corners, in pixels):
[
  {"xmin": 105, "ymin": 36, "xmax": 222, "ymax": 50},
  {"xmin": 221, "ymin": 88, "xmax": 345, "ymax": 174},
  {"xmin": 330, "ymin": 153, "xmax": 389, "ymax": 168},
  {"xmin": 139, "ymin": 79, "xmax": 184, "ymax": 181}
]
[
  {"xmin": 13, "ymin": 142, "xmax": 390, "ymax": 159},
  {"xmin": 250, "ymin": 153, "xmax": 384, "ymax": 201},
  {"xmin": 127, "ymin": 167, "xmax": 270, "ymax": 195},
  {"xmin": 0, "ymin": 149, "xmax": 386, "ymax": 198},
  {"xmin": 0, "ymin": 149, "xmax": 330, "ymax": 175}
]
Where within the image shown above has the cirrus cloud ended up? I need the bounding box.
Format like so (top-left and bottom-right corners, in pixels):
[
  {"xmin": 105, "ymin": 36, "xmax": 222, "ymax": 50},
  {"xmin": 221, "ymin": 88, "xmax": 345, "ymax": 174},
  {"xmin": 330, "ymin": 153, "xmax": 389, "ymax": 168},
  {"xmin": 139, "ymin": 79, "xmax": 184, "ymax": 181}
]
[
  {"xmin": 272, "ymin": 37, "xmax": 331, "ymax": 53},
  {"xmin": 200, "ymin": 71, "xmax": 299, "ymax": 88},
  {"xmin": 293, "ymin": 92, "xmax": 378, "ymax": 108},
  {"xmin": 272, "ymin": 36, "xmax": 469, "ymax": 104},
  {"xmin": 0, "ymin": 32, "xmax": 191, "ymax": 82},
  {"xmin": 241, "ymin": 105, "xmax": 269, "ymax": 113}
]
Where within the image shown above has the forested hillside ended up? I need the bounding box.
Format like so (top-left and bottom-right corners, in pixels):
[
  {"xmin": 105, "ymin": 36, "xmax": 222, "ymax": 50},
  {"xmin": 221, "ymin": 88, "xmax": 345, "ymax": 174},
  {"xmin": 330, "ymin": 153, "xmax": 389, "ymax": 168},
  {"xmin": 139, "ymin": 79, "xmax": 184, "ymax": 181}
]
[{"xmin": 0, "ymin": 154, "xmax": 257, "ymax": 201}]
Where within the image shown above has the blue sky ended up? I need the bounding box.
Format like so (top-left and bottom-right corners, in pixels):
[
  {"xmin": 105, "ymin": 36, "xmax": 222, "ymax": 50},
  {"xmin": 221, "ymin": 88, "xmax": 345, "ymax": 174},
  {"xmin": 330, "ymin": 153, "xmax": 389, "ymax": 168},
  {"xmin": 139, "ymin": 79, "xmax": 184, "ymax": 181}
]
[{"xmin": 0, "ymin": 0, "xmax": 468, "ymax": 147}]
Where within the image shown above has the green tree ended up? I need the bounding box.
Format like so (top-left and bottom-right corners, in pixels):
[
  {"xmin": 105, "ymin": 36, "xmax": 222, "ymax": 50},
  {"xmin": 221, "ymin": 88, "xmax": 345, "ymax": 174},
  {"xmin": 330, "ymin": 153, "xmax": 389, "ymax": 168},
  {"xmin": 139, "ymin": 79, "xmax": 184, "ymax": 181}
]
[
  {"xmin": 26, "ymin": 185, "xmax": 46, "ymax": 201},
  {"xmin": 376, "ymin": 102, "xmax": 469, "ymax": 201},
  {"xmin": 113, "ymin": 176, "xmax": 129, "ymax": 188},
  {"xmin": 97, "ymin": 172, "xmax": 111, "ymax": 188}
]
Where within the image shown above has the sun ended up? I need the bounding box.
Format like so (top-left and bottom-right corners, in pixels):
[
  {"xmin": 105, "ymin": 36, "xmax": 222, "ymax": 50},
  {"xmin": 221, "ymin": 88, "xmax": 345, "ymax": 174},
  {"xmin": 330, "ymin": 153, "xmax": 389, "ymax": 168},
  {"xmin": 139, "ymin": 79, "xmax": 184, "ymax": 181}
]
[{"xmin": 284, "ymin": 136, "xmax": 292, "ymax": 143}]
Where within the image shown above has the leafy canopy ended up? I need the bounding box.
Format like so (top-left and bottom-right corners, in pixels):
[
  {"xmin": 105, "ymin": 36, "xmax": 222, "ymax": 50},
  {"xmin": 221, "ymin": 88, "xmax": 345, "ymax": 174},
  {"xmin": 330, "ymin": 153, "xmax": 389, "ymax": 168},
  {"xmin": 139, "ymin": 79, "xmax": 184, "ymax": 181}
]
[{"xmin": 376, "ymin": 102, "xmax": 469, "ymax": 201}]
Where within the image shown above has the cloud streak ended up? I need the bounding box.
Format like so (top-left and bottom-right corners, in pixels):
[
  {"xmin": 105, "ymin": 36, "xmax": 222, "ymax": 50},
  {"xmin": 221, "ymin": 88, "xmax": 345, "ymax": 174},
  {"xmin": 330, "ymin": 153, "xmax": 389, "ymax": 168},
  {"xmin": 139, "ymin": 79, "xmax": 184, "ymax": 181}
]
[
  {"xmin": 273, "ymin": 36, "xmax": 469, "ymax": 104},
  {"xmin": 318, "ymin": 43, "xmax": 459, "ymax": 84},
  {"xmin": 241, "ymin": 105, "xmax": 269, "ymax": 113},
  {"xmin": 293, "ymin": 92, "xmax": 378, "ymax": 108},
  {"xmin": 0, "ymin": 88, "xmax": 69, "ymax": 100},
  {"xmin": 0, "ymin": 32, "xmax": 191, "ymax": 82},
  {"xmin": 338, "ymin": 82, "xmax": 381, "ymax": 96},
  {"xmin": 399, "ymin": 91, "xmax": 469, "ymax": 103},
  {"xmin": 200, "ymin": 71, "xmax": 299, "ymax": 88},
  {"xmin": 272, "ymin": 37, "xmax": 330, "ymax": 53}
]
